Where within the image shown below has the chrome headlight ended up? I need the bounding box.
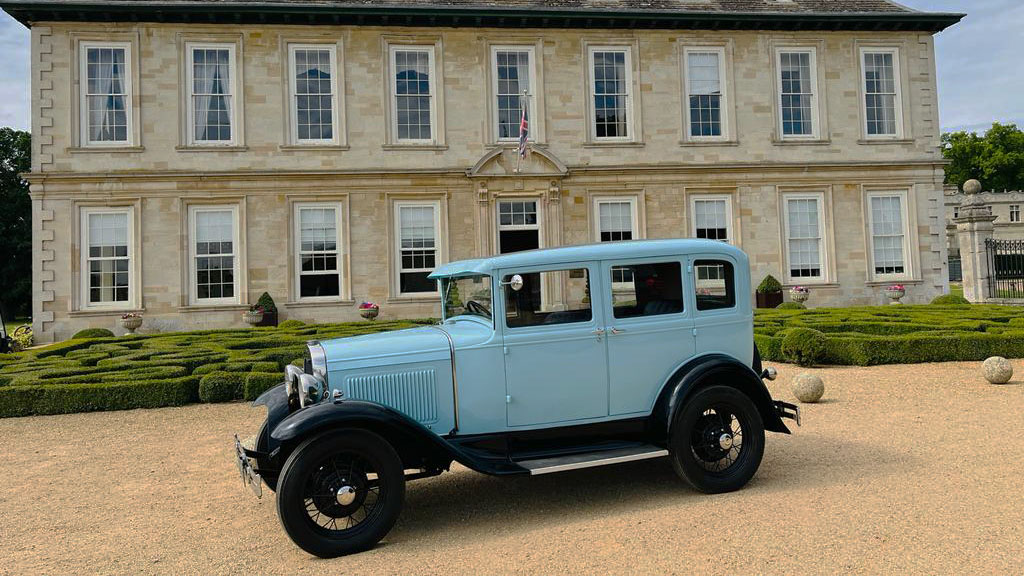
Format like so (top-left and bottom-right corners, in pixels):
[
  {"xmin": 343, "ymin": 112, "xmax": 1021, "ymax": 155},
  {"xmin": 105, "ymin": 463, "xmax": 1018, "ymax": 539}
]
[
  {"xmin": 298, "ymin": 373, "xmax": 324, "ymax": 408},
  {"xmin": 284, "ymin": 364, "xmax": 303, "ymax": 399}
]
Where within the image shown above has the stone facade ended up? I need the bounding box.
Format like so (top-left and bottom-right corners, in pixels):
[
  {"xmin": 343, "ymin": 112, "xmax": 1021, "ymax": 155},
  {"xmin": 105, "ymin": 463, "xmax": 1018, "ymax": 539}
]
[
  {"xmin": 25, "ymin": 21, "xmax": 952, "ymax": 343},
  {"xmin": 945, "ymin": 187, "xmax": 1024, "ymax": 256}
]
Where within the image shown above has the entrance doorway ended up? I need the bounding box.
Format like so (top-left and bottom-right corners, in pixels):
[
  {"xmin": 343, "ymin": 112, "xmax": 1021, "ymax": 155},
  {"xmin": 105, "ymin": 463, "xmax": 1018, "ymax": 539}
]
[{"xmin": 496, "ymin": 200, "xmax": 541, "ymax": 254}]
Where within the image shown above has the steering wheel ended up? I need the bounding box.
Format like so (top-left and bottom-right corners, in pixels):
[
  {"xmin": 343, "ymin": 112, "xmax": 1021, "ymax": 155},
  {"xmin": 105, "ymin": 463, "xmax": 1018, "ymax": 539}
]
[{"xmin": 465, "ymin": 300, "xmax": 492, "ymax": 319}]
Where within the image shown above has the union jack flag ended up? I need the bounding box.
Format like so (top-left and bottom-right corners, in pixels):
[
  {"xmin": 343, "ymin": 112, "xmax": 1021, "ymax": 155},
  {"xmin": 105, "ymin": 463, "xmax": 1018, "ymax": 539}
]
[{"xmin": 518, "ymin": 99, "xmax": 529, "ymax": 159}]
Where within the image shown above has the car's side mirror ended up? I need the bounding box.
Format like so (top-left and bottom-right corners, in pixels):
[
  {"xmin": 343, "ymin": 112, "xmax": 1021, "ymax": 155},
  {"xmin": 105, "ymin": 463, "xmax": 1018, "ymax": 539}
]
[{"xmin": 502, "ymin": 274, "xmax": 524, "ymax": 292}]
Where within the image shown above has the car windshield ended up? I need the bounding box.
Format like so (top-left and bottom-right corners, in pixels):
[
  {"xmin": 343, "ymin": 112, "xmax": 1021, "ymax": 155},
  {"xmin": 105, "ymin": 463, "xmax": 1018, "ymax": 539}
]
[{"xmin": 441, "ymin": 275, "xmax": 493, "ymax": 322}]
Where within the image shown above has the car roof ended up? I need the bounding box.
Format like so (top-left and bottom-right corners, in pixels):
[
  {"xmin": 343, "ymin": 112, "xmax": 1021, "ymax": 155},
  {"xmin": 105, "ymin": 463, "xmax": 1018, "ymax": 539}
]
[{"xmin": 430, "ymin": 238, "xmax": 746, "ymax": 278}]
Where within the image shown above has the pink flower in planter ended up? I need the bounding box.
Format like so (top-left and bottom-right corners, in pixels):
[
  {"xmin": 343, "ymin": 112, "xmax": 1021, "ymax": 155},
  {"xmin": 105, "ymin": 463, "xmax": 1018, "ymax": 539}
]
[{"xmin": 358, "ymin": 302, "xmax": 379, "ymax": 310}]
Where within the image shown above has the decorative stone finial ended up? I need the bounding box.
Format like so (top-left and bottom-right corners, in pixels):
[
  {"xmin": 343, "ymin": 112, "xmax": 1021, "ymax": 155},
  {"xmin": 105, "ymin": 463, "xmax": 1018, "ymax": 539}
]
[{"xmin": 963, "ymin": 179, "xmax": 982, "ymax": 194}]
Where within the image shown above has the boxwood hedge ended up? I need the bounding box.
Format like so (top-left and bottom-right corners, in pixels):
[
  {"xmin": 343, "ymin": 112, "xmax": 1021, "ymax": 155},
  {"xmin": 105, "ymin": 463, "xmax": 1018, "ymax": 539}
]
[
  {"xmin": 0, "ymin": 319, "xmax": 430, "ymax": 418},
  {"xmin": 755, "ymin": 304, "xmax": 1024, "ymax": 366}
]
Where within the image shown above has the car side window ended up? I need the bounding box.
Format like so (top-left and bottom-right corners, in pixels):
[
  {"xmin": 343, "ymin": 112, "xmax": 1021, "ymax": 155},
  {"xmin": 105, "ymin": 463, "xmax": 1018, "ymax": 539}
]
[
  {"xmin": 505, "ymin": 268, "xmax": 592, "ymax": 328},
  {"xmin": 694, "ymin": 259, "xmax": 736, "ymax": 311},
  {"xmin": 610, "ymin": 262, "xmax": 684, "ymax": 319}
]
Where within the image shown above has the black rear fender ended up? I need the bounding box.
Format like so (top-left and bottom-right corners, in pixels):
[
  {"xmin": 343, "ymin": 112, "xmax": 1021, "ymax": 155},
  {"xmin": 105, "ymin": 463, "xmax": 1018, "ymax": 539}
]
[{"xmin": 651, "ymin": 354, "xmax": 789, "ymax": 441}]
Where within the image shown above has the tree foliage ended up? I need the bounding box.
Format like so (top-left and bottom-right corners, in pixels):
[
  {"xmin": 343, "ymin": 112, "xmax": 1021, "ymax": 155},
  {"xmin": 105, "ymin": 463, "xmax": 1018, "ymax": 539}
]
[
  {"xmin": 0, "ymin": 128, "xmax": 32, "ymax": 320},
  {"xmin": 942, "ymin": 123, "xmax": 1024, "ymax": 192}
]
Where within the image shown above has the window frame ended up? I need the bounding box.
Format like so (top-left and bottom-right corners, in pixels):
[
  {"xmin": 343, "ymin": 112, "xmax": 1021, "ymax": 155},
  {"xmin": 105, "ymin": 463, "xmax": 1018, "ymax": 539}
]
[
  {"xmin": 490, "ymin": 45, "xmax": 538, "ymax": 144},
  {"xmin": 185, "ymin": 42, "xmax": 239, "ymax": 147},
  {"xmin": 682, "ymin": 46, "xmax": 729, "ymax": 143},
  {"xmin": 502, "ymin": 266, "xmax": 595, "ymax": 330},
  {"xmin": 79, "ymin": 206, "xmax": 136, "ymax": 310},
  {"xmin": 592, "ymin": 196, "xmax": 640, "ymax": 244},
  {"xmin": 865, "ymin": 190, "xmax": 912, "ymax": 282},
  {"xmin": 859, "ymin": 46, "xmax": 905, "ymax": 140},
  {"xmin": 287, "ymin": 43, "xmax": 342, "ymax": 146},
  {"xmin": 393, "ymin": 199, "xmax": 443, "ymax": 297},
  {"xmin": 587, "ymin": 45, "xmax": 637, "ymax": 144},
  {"xmin": 293, "ymin": 202, "xmax": 344, "ymax": 302},
  {"xmin": 187, "ymin": 204, "xmax": 241, "ymax": 306},
  {"xmin": 78, "ymin": 41, "xmax": 134, "ymax": 148},
  {"xmin": 689, "ymin": 194, "xmax": 734, "ymax": 244},
  {"xmin": 1010, "ymin": 205, "xmax": 1021, "ymax": 223},
  {"xmin": 775, "ymin": 46, "xmax": 820, "ymax": 141},
  {"xmin": 605, "ymin": 258, "xmax": 687, "ymax": 321},
  {"xmin": 692, "ymin": 258, "xmax": 737, "ymax": 312},
  {"xmin": 781, "ymin": 192, "xmax": 828, "ymax": 284},
  {"xmin": 388, "ymin": 44, "xmax": 439, "ymax": 146}
]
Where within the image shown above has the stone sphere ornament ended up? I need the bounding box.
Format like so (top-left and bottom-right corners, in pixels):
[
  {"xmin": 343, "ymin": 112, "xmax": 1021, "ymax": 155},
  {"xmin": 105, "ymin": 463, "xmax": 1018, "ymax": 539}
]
[
  {"xmin": 982, "ymin": 356, "xmax": 1013, "ymax": 384},
  {"xmin": 792, "ymin": 372, "xmax": 825, "ymax": 403},
  {"xmin": 963, "ymin": 179, "xmax": 982, "ymax": 195}
]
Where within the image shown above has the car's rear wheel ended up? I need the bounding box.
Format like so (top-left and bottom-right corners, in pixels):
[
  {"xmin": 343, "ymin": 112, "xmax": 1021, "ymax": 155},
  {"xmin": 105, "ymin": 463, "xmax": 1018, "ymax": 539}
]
[
  {"xmin": 669, "ymin": 385, "xmax": 765, "ymax": 494},
  {"xmin": 276, "ymin": 429, "xmax": 405, "ymax": 558}
]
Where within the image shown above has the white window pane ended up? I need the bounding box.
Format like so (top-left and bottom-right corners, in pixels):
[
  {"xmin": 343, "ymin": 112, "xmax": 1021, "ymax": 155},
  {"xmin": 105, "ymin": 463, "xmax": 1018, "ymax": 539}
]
[
  {"xmin": 864, "ymin": 51, "xmax": 898, "ymax": 136},
  {"xmin": 196, "ymin": 210, "xmax": 233, "ymax": 244},
  {"xmin": 294, "ymin": 48, "xmax": 334, "ymax": 141},
  {"xmin": 495, "ymin": 49, "xmax": 531, "ymax": 140},
  {"xmin": 780, "ymin": 51, "xmax": 814, "ymax": 136},
  {"xmin": 192, "ymin": 47, "xmax": 233, "ymax": 142},
  {"xmin": 592, "ymin": 50, "xmax": 629, "ymax": 139},
  {"xmin": 394, "ymin": 49, "xmax": 432, "ymax": 141}
]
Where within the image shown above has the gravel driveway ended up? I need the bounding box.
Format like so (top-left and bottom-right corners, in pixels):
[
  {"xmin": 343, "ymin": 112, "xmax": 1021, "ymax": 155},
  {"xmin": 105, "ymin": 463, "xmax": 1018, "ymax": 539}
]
[{"xmin": 1, "ymin": 362, "xmax": 1022, "ymax": 575}]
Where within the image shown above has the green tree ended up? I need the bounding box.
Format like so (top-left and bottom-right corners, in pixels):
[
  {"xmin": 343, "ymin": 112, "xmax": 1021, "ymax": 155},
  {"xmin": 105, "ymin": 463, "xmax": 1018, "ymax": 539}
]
[
  {"xmin": 942, "ymin": 123, "xmax": 1024, "ymax": 192},
  {"xmin": 0, "ymin": 128, "xmax": 32, "ymax": 320}
]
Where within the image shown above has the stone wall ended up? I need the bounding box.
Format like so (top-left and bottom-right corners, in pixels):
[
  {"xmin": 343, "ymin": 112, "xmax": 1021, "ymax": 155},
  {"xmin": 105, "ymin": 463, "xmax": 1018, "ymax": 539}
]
[{"xmin": 27, "ymin": 21, "xmax": 950, "ymax": 341}]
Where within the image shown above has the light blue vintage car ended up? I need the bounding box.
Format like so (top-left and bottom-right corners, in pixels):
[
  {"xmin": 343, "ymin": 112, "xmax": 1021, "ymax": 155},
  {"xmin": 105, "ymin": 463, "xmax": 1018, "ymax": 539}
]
[{"xmin": 235, "ymin": 238, "xmax": 799, "ymax": 557}]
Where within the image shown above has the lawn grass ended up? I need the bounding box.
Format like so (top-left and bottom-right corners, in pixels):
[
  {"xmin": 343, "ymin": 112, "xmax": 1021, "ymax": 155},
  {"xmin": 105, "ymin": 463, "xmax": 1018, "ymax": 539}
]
[
  {"xmin": 3, "ymin": 318, "xmax": 29, "ymax": 336},
  {"xmin": 0, "ymin": 319, "xmax": 431, "ymax": 418}
]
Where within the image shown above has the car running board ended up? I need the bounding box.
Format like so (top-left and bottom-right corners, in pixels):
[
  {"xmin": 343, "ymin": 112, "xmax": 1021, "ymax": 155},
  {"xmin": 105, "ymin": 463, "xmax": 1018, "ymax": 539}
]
[{"xmin": 516, "ymin": 445, "xmax": 669, "ymax": 476}]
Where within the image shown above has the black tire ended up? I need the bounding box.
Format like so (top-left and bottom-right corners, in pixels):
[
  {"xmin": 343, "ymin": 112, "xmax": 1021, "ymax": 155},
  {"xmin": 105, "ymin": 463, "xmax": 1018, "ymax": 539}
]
[
  {"xmin": 669, "ymin": 385, "xmax": 765, "ymax": 494},
  {"xmin": 276, "ymin": 429, "xmax": 405, "ymax": 558},
  {"xmin": 255, "ymin": 421, "xmax": 278, "ymax": 493}
]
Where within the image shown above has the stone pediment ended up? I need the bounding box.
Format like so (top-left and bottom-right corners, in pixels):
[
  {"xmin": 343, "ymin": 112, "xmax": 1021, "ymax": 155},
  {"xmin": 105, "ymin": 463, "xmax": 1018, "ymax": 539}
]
[{"xmin": 467, "ymin": 146, "xmax": 568, "ymax": 178}]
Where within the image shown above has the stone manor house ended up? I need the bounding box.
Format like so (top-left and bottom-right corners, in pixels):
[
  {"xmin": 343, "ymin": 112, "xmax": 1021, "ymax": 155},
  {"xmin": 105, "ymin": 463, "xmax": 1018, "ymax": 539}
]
[{"xmin": 2, "ymin": 0, "xmax": 962, "ymax": 343}]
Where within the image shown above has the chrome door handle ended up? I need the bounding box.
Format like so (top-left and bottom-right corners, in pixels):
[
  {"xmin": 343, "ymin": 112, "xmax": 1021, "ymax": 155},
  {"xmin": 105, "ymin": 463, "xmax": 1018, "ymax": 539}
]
[
  {"xmin": 610, "ymin": 328, "xmax": 626, "ymax": 335},
  {"xmin": 592, "ymin": 329, "xmax": 606, "ymax": 336}
]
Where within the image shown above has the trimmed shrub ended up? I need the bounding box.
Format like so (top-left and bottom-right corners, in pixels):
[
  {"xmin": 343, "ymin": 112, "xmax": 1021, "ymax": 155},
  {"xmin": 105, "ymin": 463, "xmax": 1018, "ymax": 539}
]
[
  {"xmin": 756, "ymin": 275, "xmax": 783, "ymax": 294},
  {"xmin": 0, "ymin": 377, "xmax": 200, "ymax": 418},
  {"xmin": 72, "ymin": 328, "xmax": 115, "ymax": 339},
  {"xmin": 198, "ymin": 372, "xmax": 245, "ymax": 403},
  {"xmin": 781, "ymin": 328, "xmax": 827, "ymax": 367},
  {"xmin": 931, "ymin": 293, "xmax": 970, "ymax": 305},
  {"xmin": 245, "ymin": 372, "xmax": 283, "ymax": 401},
  {"xmin": 776, "ymin": 302, "xmax": 806, "ymax": 310},
  {"xmin": 278, "ymin": 319, "xmax": 305, "ymax": 329}
]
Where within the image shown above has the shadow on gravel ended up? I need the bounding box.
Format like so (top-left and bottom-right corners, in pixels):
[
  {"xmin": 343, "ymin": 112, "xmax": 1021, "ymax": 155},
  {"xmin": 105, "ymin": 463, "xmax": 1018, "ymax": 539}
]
[{"xmin": 390, "ymin": 435, "xmax": 912, "ymax": 542}]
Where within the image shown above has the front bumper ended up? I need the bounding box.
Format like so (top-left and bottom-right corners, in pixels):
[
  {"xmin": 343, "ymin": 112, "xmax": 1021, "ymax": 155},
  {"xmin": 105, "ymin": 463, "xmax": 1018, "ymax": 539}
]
[
  {"xmin": 773, "ymin": 401, "xmax": 801, "ymax": 427},
  {"xmin": 234, "ymin": 434, "xmax": 263, "ymax": 499}
]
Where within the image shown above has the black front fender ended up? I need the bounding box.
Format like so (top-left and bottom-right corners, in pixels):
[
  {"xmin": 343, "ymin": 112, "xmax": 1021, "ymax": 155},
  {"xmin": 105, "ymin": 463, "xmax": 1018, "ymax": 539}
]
[
  {"xmin": 268, "ymin": 398, "xmax": 524, "ymax": 475},
  {"xmin": 651, "ymin": 354, "xmax": 790, "ymax": 442}
]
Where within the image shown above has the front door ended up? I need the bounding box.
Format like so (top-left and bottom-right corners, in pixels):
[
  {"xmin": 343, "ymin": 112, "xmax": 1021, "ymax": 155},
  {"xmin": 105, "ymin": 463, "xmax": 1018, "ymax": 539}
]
[
  {"xmin": 601, "ymin": 258, "xmax": 696, "ymax": 415},
  {"xmin": 501, "ymin": 264, "xmax": 609, "ymax": 427}
]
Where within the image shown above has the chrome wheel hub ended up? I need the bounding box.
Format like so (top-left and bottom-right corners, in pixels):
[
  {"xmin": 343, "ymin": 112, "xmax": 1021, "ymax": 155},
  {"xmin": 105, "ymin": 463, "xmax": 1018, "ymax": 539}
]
[
  {"xmin": 335, "ymin": 485, "xmax": 357, "ymax": 506},
  {"xmin": 718, "ymin": 433, "xmax": 734, "ymax": 451}
]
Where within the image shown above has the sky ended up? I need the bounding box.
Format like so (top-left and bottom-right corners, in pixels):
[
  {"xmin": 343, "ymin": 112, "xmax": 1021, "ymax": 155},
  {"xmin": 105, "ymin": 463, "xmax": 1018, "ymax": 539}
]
[{"xmin": 0, "ymin": 0, "xmax": 1020, "ymax": 132}]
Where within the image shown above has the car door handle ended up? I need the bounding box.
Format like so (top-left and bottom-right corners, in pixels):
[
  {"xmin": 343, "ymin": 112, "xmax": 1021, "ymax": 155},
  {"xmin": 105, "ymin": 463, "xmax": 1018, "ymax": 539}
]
[
  {"xmin": 592, "ymin": 329, "xmax": 606, "ymax": 336},
  {"xmin": 610, "ymin": 327, "xmax": 626, "ymax": 335}
]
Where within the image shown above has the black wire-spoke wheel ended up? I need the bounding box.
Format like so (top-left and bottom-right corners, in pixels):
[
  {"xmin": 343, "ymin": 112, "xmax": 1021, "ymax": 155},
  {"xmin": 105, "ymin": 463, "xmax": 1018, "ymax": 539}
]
[
  {"xmin": 303, "ymin": 453, "xmax": 379, "ymax": 532},
  {"xmin": 276, "ymin": 430, "xmax": 405, "ymax": 558},
  {"xmin": 669, "ymin": 385, "xmax": 765, "ymax": 494}
]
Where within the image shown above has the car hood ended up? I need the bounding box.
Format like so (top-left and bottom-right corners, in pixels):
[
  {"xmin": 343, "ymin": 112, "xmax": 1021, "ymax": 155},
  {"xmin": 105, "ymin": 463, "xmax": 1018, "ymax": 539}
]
[{"xmin": 320, "ymin": 321, "xmax": 492, "ymax": 369}]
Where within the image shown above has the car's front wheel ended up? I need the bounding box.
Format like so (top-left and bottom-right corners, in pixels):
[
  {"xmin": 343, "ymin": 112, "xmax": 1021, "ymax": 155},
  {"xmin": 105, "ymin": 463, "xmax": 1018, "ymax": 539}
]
[
  {"xmin": 275, "ymin": 429, "xmax": 405, "ymax": 558},
  {"xmin": 669, "ymin": 385, "xmax": 765, "ymax": 494}
]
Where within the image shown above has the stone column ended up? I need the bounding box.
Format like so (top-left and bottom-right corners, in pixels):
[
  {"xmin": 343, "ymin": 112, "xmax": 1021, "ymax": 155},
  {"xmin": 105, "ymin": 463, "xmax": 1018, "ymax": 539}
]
[{"xmin": 953, "ymin": 179, "xmax": 997, "ymax": 302}]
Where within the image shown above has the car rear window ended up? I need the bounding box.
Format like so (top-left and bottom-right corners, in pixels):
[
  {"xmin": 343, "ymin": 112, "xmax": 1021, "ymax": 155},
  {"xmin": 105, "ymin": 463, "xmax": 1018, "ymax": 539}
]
[{"xmin": 694, "ymin": 259, "xmax": 735, "ymax": 311}]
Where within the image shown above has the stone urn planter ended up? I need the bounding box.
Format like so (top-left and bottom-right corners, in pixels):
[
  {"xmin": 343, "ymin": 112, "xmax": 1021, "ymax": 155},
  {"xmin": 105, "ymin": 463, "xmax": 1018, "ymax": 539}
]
[
  {"xmin": 358, "ymin": 302, "xmax": 380, "ymax": 321},
  {"xmin": 120, "ymin": 314, "xmax": 143, "ymax": 335},
  {"xmin": 789, "ymin": 287, "xmax": 810, "ymax": 304},
  {"xmin": 243, "ymin": 308, "xmax": 264, "ymax": 326},
  {"xmin": 885, "ymin": 285, "xmax": 906, "ymax": 305}
]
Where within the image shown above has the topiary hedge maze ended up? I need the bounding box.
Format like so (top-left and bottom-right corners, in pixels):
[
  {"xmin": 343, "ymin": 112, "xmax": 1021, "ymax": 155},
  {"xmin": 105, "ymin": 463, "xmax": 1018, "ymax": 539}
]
[
  {"xmin": 756, "ymin": 304, "xmax": 1024, "ymax": 366},
  {"xmin": 0, "ymin": 319, "xmax": 429, "ymax": 418}
]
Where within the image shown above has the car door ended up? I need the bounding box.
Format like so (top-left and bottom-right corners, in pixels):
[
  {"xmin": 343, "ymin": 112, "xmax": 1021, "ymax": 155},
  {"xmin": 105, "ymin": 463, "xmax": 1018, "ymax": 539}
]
[
  {"xmin": 500, "ymin": 263, "xmax": 610, "ymax": 427},
  {"xmin": 601, "ymin": 257, "xmax": 696, "ymax": 416},
  {"xmin": 690, "ymin": 254, "xmax": 754, "ymax": 364}
]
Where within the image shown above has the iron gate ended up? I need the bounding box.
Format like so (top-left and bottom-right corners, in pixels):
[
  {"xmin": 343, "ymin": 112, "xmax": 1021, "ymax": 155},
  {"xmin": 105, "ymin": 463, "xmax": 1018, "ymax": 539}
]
[
  {"xmin": 986, "ymin": 238, "xmax": 1024, "ymax": 298},
  {"xmin": 948, "ymin": 256, "xmax": 962, "ymax": 282}
]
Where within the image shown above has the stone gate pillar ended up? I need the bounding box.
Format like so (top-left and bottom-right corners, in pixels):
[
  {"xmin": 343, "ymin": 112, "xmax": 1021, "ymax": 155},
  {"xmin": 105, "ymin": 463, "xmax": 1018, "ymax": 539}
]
[{"xmin": 953, "ymin": 179, "xmax": 997, "ymax": 302}]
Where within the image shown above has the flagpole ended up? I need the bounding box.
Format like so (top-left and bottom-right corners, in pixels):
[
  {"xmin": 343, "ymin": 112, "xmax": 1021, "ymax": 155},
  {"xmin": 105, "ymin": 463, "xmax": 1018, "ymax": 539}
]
[{"xmin": 516, "ymin": 89, "xmax": 528, "ymax": 174}]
